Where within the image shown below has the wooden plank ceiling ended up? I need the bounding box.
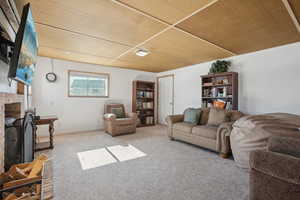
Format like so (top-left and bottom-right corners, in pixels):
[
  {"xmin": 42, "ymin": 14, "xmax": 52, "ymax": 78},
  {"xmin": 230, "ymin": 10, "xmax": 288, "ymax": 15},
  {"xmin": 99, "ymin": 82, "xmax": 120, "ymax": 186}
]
[{"xmin": 15, "ymin": 0, "xmax": 300, "ymax": 72}]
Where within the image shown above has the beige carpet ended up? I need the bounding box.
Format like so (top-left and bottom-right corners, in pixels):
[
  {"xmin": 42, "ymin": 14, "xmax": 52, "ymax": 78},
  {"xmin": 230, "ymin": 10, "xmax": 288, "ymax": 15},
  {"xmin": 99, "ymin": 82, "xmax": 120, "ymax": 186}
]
[{"xmin": 52, "ymin": 125, "xmax": 249, "ymax": 200}]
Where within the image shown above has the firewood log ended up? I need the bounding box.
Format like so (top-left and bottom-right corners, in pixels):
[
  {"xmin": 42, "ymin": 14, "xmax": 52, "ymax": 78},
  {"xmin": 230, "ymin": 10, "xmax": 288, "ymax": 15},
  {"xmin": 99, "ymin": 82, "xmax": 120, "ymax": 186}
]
[
  {"xmin": 3, "ymin": 176, "xmax": 41, "ymax": 188},
  {"xmin": 4, "ymin": 193, "xmax": 17, "ymax": 200},
  {"xmin": 28, "ymin": 160, "xmax": 44, "ymax": 178}
]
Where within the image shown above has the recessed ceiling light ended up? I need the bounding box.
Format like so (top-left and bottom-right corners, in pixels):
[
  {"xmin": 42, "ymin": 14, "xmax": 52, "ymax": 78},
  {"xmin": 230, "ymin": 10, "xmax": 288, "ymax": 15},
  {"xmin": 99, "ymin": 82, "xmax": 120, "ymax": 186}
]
[{"xmin": 135, "ymin": 49, "xmax": 149, "ymax": 57}]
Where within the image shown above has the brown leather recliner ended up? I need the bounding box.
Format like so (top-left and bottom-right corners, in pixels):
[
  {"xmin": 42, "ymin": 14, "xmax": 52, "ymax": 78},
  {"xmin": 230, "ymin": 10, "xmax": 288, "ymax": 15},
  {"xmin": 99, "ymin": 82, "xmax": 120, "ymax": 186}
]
[
  {"xmin": 103, "ymin": 104, "xmax": 137, "ymax": 136},
  {"xmin": 249, "ymin": 136, "xmax": 300, "ymax": 200}
]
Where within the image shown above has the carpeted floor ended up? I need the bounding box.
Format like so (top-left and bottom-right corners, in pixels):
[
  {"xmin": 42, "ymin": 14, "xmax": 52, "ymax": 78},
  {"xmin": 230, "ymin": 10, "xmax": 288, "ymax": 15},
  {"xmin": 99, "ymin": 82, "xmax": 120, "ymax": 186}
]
[{"xmin": 52, "ymin": 125, "xmax": 249, "ymax": 200}]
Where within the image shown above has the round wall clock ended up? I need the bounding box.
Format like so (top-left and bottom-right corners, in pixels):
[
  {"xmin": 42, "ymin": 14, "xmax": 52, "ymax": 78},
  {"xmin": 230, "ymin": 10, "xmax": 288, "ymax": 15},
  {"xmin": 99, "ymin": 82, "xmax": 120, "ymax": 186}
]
[{"xmin": 46, "ymin": 72, "xmax": 57, "ymax": 83}]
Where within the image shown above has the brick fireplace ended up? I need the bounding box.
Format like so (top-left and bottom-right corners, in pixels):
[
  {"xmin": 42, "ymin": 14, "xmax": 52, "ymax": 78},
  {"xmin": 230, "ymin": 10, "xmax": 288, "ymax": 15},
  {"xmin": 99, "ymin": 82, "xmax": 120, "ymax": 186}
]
[{"xmin": 0, "ymin": 93, "xmax": 24, "ymax": 173}]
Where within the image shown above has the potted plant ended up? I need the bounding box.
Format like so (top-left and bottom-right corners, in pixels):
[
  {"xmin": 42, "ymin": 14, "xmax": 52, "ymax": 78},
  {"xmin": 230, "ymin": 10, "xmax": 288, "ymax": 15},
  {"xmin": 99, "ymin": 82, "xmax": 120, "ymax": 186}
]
[{"xmin": 209, "ymin": 60, "xmax": 231, "ymax": 74}]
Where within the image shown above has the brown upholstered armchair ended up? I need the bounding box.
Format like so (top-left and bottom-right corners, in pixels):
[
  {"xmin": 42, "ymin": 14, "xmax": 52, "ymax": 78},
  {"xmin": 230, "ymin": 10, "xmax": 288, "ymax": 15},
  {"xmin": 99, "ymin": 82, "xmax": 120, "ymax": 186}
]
[
  {"xmin": 103, "ymin": 104, "xmax": 137, "ymax": 136},
  {"xmin": 249, "ymin": 136, "xmax": 300, "ymax": 200}
]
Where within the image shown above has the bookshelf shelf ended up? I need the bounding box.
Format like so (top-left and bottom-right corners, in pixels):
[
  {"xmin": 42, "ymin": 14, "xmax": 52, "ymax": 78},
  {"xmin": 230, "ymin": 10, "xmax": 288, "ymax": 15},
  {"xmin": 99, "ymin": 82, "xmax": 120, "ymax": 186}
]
[
  {"xmin": 201, "ymin": 72, "xmax": 238, "ymax": 110},
  {"xmin": 136, "ymin": 108, "xmax": 154, "ymax": 111},
  {"xmin": 137, "ymin": 88, "xmax": 154, "ymax": 91},
  {"xmin": 202, "ymin": 97, "xmax": 232, "ymax": 99},
  {"xmin": 202, "ymin": 84, "xmax": 232, "ymax": 88},
  {"xmin": 137, "ymin": 97, "xmax": 154, "ymax": 100},
  {"xmin": 133, "ymin": 80, "xmax": 155, "ymax": 127}
]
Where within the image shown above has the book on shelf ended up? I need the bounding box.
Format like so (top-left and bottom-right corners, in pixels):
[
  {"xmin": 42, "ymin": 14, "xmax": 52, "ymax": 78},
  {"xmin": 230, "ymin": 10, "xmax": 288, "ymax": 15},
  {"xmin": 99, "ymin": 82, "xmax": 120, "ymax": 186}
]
[
  {"xmin": 226, "ymin": 102, "xmax": 232, "ymax": 110},
  {"xmin": 203, "ymin": 86, "xmax": 231, "ymax": 98},
  {"xmin": 146, "ymin": 116, "xmax": 154, "ymax": 125},
  {"xmin": 142, "ymin": 102, "xmax": 153, "ymax": 109},
  {"xmin": 145, "ymin": 91, "xmax": 153, "ymax": 98},
  {"xmin": 137, "ymin": 91, "xmax": 153, "ymax": 98}
]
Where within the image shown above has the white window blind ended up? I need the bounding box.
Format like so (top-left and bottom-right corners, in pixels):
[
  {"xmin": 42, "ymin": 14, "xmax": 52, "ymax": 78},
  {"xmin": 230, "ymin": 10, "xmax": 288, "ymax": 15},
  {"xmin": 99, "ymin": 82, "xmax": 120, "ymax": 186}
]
[{"xmin": 68, "ymin": 70, "xmax": 109, "ymax": 97}]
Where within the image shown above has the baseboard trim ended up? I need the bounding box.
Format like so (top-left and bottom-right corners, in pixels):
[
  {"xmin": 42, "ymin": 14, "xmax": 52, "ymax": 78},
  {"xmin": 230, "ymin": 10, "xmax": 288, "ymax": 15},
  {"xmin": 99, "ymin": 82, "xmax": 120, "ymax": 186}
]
[{"xmin": 37, "ymin": 129, "xmax": 104, "ymax": 139}]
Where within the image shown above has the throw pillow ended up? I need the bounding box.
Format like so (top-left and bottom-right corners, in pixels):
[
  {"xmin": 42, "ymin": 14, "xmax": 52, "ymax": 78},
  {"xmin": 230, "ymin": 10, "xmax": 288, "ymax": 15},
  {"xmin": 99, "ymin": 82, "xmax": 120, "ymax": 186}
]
[
  {"xmin": 199, "ymin": 108, "xmax": 210, "ymax": 125},
  {"xmin": 111, "ymin": 107, "xmax": 125, "ymax": 118},
  {"xmin": 207, "ymin": 107, "xmax": 227, "ymax": 126},
  {"xmin": 183, "ymin": 108, "xmax": 201, "ymax": 125}
]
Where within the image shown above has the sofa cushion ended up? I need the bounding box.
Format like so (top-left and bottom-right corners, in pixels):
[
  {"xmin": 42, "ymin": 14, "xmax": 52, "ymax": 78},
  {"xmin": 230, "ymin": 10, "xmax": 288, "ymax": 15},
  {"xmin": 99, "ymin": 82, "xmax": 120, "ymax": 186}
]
[
  {"xmin": 115, "ymin": 118, "xmax": 134, "ymax": 125},
  {"xmin": 207, "ymin": 108, "xmax": 227, "ymax": 126},
  {"xmin": 173, "ymin": 122, "xmax": 195, "ymax": 133},
  {"xmin": 183, "ymin": 108, "xmax": 201, "ymax": 124},
  {"xmin": 192, "ymin": 126, "xmax": 218, "ymax": 140},
  {"xmin": 199, "ymin": 108, "xmax": 210, "ymax": 125}
]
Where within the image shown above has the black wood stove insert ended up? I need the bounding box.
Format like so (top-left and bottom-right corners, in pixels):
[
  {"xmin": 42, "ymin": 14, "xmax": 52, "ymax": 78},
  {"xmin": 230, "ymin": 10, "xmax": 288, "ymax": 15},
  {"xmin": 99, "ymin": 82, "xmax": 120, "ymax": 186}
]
[{"xmin": 4, "ymin": 111, "xmax": 36, "ymax": 171}]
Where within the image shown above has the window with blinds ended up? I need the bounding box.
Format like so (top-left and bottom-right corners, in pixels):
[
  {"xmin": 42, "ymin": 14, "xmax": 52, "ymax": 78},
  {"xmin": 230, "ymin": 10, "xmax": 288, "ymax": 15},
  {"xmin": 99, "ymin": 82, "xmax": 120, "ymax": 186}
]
[{"xmin": 68, "ymin": 70, "xmax": 109, "ymax": 97}]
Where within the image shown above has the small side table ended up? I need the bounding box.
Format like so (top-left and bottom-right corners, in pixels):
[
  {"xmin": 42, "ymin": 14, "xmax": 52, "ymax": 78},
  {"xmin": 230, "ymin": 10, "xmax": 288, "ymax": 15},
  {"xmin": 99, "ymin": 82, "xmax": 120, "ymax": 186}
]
[{"xmin": 35, "ymin": 115, "xmax": 58, "ymax": 152}]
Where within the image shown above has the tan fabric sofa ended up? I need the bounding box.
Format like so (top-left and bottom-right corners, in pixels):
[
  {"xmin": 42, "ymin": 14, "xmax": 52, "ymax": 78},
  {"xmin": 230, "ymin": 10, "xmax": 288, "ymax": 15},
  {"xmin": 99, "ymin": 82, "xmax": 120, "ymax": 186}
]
[
  {"xmin": 166, "ymin": 108, "xmax": 243, "ymax": 158},
  {"xmin": 103, "ymin": 104, "xmax": 137, "ymax": 136},
  {"xmin": 250, "ymin": 136, "xmax": 300, "ymax": 200}
]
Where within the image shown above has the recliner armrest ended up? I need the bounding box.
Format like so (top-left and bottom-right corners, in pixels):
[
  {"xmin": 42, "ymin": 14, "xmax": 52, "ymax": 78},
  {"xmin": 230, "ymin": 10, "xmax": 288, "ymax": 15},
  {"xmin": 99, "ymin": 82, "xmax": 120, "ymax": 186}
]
[
  {"xmin": 103, "ymin": 113, "xmax": 116, "ymax": 121},
  {"xmin": 250, "ymin": 150, "xmax": 300, "ymax": 185},
  {"xmin": 268, "ymin": 136, "xmax": 300, "ymax": 158},
  {"xmin": 126, "ymin": 112, "xmax": 137, "ymax": 119}
]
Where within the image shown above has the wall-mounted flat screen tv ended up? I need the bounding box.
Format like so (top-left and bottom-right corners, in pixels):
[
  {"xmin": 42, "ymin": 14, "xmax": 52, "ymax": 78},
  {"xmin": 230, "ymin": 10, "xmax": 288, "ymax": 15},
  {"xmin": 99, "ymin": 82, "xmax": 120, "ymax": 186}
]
[{"xmin": 8, "ymin": 3, "xmax": 38, "ymax": 85}]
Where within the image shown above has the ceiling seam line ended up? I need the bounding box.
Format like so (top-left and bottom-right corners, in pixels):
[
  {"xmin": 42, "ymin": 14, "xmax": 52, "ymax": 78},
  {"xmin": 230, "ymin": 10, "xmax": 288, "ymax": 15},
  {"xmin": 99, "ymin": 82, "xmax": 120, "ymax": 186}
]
[
  {"xmin": 111, "ymin": 0, "xmax": 237, "ymax": 56},
  {"xmin": 110, "ymin": 0, "xmax": 171, "ymax": 26},
  {"xmin": 39, "ymin": 45, "xmax": 118, "ymax": 60},
  {"xmin": 109, "ymin": 0, "xmax": 221, "ymax": 61},
  {"xmin": 35, "ymin": 22, "xmax": 133, "ymax": 47},
  {"xmin": 109, "ymin": 0, "xmax": 235, "ymax": 63},
  {"xmin": 38, "ymin": 54, "xmax": 154, "ymax": 72},
  {"xmin": 173, "ymin": 27, "xmax": 235, "ymax": 56},
  {"xmin": 282, "ymin": 0, "xmax": 300, "ymax": 33}
]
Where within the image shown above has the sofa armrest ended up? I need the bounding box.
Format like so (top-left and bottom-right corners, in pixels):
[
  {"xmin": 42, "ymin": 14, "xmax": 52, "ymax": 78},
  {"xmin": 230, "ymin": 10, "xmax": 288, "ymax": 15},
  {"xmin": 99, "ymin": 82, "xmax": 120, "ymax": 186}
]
[
  {"xmin": 218, "ymin": 122, "xmax": 235, "ymax": 136},
  {"xmin": 229, "ymin": 110, "xmax": 244, "ymax": 122},
  {"xmin": 216, "ymin": 122, "xmax": 235, "ymax": 155},
  {"xmin": 165, "ymin": 115, "xmax": 184, "ymax": 138},
  {"xmin": 268, "ymin": 136, "xmax": 300, "ymax": 158},
  {"xmin": 166, "ymin": 115, "xmax": 184, "ymax": 125},
  {"xmin": 250, "ymin": 150, "xmax": 300, "ymax": 185}
]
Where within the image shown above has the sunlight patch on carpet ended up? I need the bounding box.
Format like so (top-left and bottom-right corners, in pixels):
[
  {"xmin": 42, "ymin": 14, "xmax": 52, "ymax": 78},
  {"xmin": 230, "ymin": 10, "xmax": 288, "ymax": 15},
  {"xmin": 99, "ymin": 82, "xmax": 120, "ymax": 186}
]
[
  {"xmin": 77, "ymin": 148, "xmax": 117, "ymax": 170},
  {"xmin": 77, "ymin": 145, "xmax": 146, "ymax": 170},
  {"xmin": 107, "ymin": 144, "xmax": 146, "ymax": 162}
]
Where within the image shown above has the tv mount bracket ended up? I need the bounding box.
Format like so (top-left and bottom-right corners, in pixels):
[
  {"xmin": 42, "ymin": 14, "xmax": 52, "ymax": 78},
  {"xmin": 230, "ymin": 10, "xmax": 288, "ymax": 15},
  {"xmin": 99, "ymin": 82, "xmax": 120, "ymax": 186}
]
[
  {"xmin": 0, "ymin": 34, "xmax": 15, "ymax": 63},
  {"xmin": 0, "ymin": 34, "xmax": 14, "ymax": 46}
]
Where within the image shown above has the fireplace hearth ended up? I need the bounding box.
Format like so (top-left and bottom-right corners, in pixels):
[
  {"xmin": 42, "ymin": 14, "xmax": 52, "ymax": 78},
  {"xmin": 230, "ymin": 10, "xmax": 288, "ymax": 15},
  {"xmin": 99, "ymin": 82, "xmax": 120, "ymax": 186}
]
[{"xmin": 0, "ymin": 93, "xmax": 25, "ymax": 173}]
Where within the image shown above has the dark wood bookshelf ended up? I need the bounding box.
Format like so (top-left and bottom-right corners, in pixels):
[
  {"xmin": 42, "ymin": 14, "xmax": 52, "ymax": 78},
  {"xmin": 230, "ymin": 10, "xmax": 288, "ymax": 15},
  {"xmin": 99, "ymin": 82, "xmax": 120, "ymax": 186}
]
[
  {"xmin": 201, "ymin": 72, "xmax": 238, "ymax": 110},
  {"xmin": 132, "ymin": 80, "xmax": 155, "ymax": 127}
]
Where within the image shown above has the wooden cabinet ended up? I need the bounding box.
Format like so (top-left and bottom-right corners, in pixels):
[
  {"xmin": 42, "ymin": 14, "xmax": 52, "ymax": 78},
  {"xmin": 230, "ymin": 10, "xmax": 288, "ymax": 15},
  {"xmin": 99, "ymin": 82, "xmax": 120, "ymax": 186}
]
[
  {"xmin": 132, "ymin": 81, "xmax": 155, "ymax": 127},
  {"xmin": 201, "ymin": 72, "xmax": 238, "ymax": 110}
]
